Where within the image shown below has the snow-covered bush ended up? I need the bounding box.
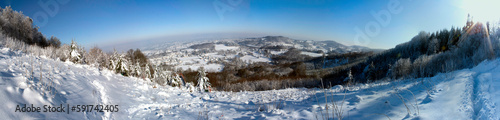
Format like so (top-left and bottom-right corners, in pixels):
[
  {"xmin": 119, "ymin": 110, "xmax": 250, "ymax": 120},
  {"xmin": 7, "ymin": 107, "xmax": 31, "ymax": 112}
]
[
  {"xmin": 86, "ymin": 46, "xmax": 108, "ymax": 68},
  {"xmin": 3, "ymin": 35, "xmax": 26, "ymax": 51},
  {"xmin": 221, "ymin": 78, "xmax": 321, "ymax": 91},
  {"xmin": 411, "ymin": 54, "xmax": 434, "ymax": 77},
  {"xmin": 392, "ymin": 58, "xmax": 411, "ymax": 79},
  {"xmin": 185, "ymin": 82, "xmax": 196, "ymax": 92},
  {"xmin": 56, "ymin": 44, "xmax": 70, "ymax": 61}
]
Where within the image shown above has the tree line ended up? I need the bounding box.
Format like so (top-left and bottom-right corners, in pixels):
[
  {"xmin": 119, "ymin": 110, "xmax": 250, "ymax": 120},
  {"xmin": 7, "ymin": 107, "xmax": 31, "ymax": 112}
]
[
  {"xmin": 322, "ymin": 21, "xmax": 500, "ymax": 86},
  {"xmin": 0, "ymin": 6, "xmax": 60, "ymax": 48}
]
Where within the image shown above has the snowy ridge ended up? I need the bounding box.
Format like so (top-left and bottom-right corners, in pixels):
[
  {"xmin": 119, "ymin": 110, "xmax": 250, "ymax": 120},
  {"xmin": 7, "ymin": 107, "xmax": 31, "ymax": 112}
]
[{"xmin": 1, "ymin": 46, "xmax": 500, "ymax": 119}]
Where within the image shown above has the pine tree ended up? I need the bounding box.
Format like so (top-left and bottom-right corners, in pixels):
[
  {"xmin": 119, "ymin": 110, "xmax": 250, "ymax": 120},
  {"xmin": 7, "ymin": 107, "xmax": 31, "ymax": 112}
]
[
  {"xmin": 116, "ymin": 54, "xmax": 129, "ymax": 76},
  {"xmin": 69, "ymin": 40, "xmax": 81, "ymax": 63},
  {"xmin": 134, "ymin": 62, "xmax": 141, "ymax": 77},
  {"xmin": 153, "ymin": 65, "xmax": 159, "ymax": 80},
  {"xmin": 197, "ymin": 67, "xmax": 211, "ymax": 92},
  {"xmin": 109, "ymin": 49, "xmax": 118, "ymax": 71},
  {"xmin": 108, "ymin": 49, "xmax": 129, "ymax": 76},
  {"xmin": 171, "ymin": 73, "xmax": 182, "ymax": 87},
  {"xmin": 129, "ymin": 62, "xmax": 136, "ymax": 77},
  {"xmin": 344, "ymin": 69, "xmax": 353, "ymax": 82},
  {"xmin": 366, "ymin": 62, "xmax": 376, "ymax": 81},
  {"xmin": 158, "ymin": 69, "xmax": 169, "ymax": 86},
  {"xmin": 144, "ymin": 63, "xmax": 151, "ymax": 79}
]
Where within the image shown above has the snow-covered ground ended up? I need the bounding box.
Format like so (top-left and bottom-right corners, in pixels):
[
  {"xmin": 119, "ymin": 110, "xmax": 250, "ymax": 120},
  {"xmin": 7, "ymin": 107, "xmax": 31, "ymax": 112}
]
[
  {"xmin": 1, "ymin": 46, "xmax": 499, "ymax": 119},
  {"xmin": 301, "ymin": 51, "xmax": 323, "ymax": 57},
  {"xmin": 214, "ymin": 44, "xmax": 239, "ymax": 51},
  {"xmin": 149, "ymin": 47, "xmax": 271, "ymax": 72},
  {"xmin": 240, "ymin": 55, "xmax": 271, "ymax": 63}
]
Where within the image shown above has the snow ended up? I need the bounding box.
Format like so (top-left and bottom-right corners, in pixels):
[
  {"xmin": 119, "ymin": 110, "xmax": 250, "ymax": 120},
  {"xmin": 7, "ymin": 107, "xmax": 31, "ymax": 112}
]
[
  {"xmin": 240, "ymin": 55, "xmax": 271, "ymax": 63},
  {"xmin": 301, "ymin": 51, "xmax": 323, "ymax": 57},
  {"xmin": 204, "ymin": 52, "xmax": 226, "ymax": 58},
  {"xmin": 1, "ymin": 46, "xmax": 500, "ymax": 119},
  {"xmin": 270, "ymin": 50, "xmax": 286, "ymax": 55},
  {"xmin": 175, "ymin": 56, "xmax": 223, "ymax": 72},
  {"xmin": 160, "ymin": 50, "xmax": 269, "ymax": 72},
  {"xmin": 214, "ymin": 44, "xmax": 238, "ymax": 51}
]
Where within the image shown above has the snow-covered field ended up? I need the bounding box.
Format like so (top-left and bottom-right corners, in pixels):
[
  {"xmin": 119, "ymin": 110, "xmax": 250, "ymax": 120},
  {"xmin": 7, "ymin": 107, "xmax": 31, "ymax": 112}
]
[
  {"xmin": 148, "ymin": 46, "xmax": 270, "ymax": 72},
  {"xmin": 214, "ymin": 44, "xmax": 239, "ymax": 51},
  {"xmin": 301, "ymin": 51, "xmax": 323, "ymax": 57},
  {"xmin": 1, "ymin": 46, "xmax": 499, "ymax": 119}
]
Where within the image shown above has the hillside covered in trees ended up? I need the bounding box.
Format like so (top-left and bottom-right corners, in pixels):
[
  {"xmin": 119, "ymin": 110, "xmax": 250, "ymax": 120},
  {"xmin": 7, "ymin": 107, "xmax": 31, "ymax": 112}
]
[{"xmin": 323, "ymin": 16, "xmax": 500, "ymax": 85}]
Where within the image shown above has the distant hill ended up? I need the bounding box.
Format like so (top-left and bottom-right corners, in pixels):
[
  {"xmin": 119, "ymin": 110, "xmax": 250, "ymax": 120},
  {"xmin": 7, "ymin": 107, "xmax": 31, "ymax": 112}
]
[{"xmin": 233, "ymin": 36, "xmax": 375, "ymax": 54}]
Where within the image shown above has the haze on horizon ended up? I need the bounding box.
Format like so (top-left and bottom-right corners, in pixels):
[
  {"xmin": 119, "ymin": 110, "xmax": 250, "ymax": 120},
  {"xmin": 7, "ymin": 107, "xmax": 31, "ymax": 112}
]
[{"xmin": 1, "ymin": 0, "xmax": 499, "ymax": 50}]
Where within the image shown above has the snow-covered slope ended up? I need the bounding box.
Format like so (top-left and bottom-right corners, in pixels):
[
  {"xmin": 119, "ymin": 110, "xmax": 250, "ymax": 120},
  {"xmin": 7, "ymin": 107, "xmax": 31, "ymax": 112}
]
[{"xmin": 1, "ymin": 46, "xmax": 499, "ymax": 119}]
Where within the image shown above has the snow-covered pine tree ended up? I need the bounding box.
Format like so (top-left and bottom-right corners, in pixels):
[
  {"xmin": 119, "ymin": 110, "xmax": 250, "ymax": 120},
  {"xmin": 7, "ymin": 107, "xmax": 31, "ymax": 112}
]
[
  {"xmin": 153, "ymin": 65, "xmax": 159, "ymax": 80},
  {"xmin": 109, "ymin": 49, "xmax": 119, "ymax": 72},
  {"xmin": 129, "ymin": 62, "xmax": 136, "ymax": 77},
  {"xmin": 196, "ymin": 67, "xmax": 211, "ymax": 92},
  {"xmin": 69, "ymin": 40, "xmax": 81, "ymax": 63},
  {"xmin": 134, "ymin": 61, "xmax": 141, "ymax": 77},
  {"xmin": 176, "ymin": 73, "xmax": 184, "ymax": 87},
  {"xmin": 108, "ymin": 49, "xmax": 129, "ymax": 76},
  {"xmin": 116, "ymin": 54, "xmax": 129, "ymax": 76},
  {"xmin": 157, "ymin": 69, "xmax": 169, "ymax": 86},
  {"xmin": 344, "ymin": 69, "xmax": 353, "ymax": 82},
  {"xmin": 363, "ymin": 62, "xmax": 376, "ymax": 82},
  {"xmin": 144, "ymin": 63, "xmax": 151, "ymax": 79},
  {"xmin": 153, "ymin": 65, "xmax": 167, "ymax": 85},
  {"xmin": 171, "ymin": 73, "xmax": 182, "ymax": 87},
  {"xmin": 78, "ymin": 45, "xmax": 86, "ymax": 64}
]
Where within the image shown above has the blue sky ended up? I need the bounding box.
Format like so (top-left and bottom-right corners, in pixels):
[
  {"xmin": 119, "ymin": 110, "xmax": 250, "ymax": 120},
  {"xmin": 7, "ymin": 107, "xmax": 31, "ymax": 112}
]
[{"xmin": 1, "ymin": 0, "xmax": 495, "ymax": 49}]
